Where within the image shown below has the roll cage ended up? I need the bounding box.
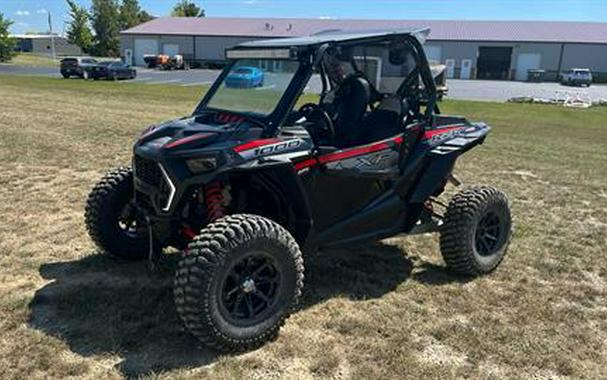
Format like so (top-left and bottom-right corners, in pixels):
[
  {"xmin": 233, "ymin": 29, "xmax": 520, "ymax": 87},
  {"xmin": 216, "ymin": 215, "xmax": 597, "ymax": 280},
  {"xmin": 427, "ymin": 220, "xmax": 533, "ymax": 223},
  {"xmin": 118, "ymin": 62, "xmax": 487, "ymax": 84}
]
[{"xmin": 194, "ymin": 29, "xmax": 439, "ymax": 137}]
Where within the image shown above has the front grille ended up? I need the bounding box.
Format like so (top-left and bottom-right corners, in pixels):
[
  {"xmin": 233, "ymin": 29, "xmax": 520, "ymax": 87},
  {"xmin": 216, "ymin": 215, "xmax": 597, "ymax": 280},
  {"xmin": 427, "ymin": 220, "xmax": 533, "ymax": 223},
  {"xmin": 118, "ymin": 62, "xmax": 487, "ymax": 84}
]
[
  {"xmin": 134, "ymin": 155, "xmax": 176, "ymax": 212},
  {"xmin": 134, "ymin": 155, "xmax": 161, "ymax": 186}
]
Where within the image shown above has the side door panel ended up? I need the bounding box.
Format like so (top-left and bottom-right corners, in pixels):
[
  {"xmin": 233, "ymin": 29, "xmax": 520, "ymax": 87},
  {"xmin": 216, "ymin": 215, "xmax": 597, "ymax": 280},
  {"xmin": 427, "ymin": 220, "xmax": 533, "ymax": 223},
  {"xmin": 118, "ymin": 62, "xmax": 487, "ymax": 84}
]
[{"xmin": 301, "ymin": 134, "xmax": 405, "ymax": 233}]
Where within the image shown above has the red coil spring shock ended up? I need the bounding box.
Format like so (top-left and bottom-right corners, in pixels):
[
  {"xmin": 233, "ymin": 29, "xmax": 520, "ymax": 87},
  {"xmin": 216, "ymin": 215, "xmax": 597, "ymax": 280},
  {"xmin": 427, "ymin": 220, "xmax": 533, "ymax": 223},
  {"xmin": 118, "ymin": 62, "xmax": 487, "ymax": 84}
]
[{"xmin": 205, "ymin": 182, "xmax": 226, "ymax": 222}]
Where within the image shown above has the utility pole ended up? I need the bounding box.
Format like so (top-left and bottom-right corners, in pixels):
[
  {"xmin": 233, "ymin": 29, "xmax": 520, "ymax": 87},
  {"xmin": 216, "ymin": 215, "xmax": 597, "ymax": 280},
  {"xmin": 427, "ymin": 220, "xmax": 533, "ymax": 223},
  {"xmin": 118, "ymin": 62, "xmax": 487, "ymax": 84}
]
[{"xmin": 48, "ymin": 11, "xmax": 56, "ymax": 59}]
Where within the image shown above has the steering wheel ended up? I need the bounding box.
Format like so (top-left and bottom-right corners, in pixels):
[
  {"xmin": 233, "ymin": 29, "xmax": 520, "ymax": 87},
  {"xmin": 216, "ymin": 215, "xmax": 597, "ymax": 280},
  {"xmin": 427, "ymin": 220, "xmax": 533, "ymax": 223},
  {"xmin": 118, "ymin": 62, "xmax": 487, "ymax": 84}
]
[{"xmin": 298, "ymin": 103, "xmax": 336, "ymax": 145}]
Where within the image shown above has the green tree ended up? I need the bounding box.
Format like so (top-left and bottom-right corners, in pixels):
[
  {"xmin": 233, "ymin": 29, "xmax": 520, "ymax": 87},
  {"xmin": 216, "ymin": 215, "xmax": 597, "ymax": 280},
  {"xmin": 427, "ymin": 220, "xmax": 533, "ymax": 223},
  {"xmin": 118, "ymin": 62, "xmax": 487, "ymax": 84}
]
[
  {"xmin": 0, "ymin": 13, "xmax": 16, "ymax": 62},
  {"xmin": 90, "ymin": 0, "xmax": 120, "ymax": 57},
  {"xmin": 119, "ymin": 0, "xmax": 141, "ymax": 29},
  {"xmin": 137, "ymin": 9, "xmax": 155, "ymax": 24},
  {"xmin": 171, "ymin": 0, "xmax": 205, "ymax": 17},
  {"xmin": 66, "ymin": 0, "xmax": 93, "ymax": 53}
]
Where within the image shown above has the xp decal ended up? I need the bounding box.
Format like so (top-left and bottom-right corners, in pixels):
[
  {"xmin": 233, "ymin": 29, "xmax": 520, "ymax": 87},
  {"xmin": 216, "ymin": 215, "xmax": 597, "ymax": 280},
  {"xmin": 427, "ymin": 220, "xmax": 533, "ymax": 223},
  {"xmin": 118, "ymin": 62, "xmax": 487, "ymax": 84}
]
[{"xmin": 295, "ymin": 135, "xmax": 403, "ymax": 171}]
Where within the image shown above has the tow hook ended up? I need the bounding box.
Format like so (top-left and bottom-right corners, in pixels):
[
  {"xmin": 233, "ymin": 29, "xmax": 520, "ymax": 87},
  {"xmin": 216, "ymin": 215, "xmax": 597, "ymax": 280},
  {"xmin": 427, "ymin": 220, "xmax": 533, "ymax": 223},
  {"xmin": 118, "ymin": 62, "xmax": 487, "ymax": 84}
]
[
  {"xmin": 144, "ymin": 214, "xmax": 160, "ymax": 271},
  {"xmin": 448, "ymin": 173, "xmax": 462, "ymax": 187}
]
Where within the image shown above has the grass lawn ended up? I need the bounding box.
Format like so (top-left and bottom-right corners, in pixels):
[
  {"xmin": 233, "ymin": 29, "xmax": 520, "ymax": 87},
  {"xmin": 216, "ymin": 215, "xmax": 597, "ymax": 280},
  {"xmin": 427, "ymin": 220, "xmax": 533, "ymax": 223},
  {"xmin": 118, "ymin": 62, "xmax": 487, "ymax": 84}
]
[
  {"xmin": 0, "ymin": 53, "xmax": 60, "ymax": 68},
  {"xmin": 0, "ymin": 75, "xmax": 606, "ymax": 379}
]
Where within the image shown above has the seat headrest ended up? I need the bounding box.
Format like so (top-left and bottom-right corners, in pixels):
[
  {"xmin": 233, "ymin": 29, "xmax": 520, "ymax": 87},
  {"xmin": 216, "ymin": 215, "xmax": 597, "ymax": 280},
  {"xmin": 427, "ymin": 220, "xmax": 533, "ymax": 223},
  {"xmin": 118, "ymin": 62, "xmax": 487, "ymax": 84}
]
[{"xmin": 342, "ymin": 75, "xmax": 371, "ymax": 100}]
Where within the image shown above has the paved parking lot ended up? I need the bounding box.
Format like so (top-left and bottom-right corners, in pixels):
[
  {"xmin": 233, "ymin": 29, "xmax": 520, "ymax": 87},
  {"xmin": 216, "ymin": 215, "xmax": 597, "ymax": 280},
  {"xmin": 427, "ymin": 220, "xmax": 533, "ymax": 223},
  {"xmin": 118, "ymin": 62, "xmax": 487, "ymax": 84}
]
[
  {"xmin": 2, "ymin": 64, "xmax": 607, "ymax": 102},
  {"xmin": 447, "ymin": 79, "xmax": 607, "ymax": 102}
]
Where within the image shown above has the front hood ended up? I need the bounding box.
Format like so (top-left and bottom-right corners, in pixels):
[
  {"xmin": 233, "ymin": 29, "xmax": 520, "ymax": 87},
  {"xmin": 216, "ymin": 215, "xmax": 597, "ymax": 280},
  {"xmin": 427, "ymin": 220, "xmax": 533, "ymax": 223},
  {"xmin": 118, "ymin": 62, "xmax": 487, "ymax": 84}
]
[{"xmin": 134, "ymin": 116, "xmax": 263, "ymax": 157}]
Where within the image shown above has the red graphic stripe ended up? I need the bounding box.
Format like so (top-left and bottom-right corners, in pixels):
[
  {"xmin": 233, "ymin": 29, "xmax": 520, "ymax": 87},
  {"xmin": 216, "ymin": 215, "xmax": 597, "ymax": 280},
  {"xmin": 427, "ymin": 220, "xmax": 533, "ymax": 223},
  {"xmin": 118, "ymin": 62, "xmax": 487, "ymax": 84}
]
[
  {"xmin": 164, "ymin": 133, "xmax": 215, "ymax": 149},
  {"xmin": 234, "ymin": 138, "xmax": 281, "ymax": 153},
  {"xmin": 294, "ymin": 158, "xmax": 317, "ymax": 171},
  {"xmin": 423, "ymin": 124, "xmax": 465, "ymax": 139},
  {"xmin": 295, "ymin": 135, "xmax": 403, "ymax": 171}
]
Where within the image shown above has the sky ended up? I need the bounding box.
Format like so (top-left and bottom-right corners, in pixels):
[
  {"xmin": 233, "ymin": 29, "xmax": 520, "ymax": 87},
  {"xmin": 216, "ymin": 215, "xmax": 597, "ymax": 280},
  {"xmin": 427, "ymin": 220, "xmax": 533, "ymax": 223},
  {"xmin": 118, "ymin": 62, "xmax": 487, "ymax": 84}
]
[{"xmin": 2, "ymin": 0, "xmax": 606, "ymax": 35}]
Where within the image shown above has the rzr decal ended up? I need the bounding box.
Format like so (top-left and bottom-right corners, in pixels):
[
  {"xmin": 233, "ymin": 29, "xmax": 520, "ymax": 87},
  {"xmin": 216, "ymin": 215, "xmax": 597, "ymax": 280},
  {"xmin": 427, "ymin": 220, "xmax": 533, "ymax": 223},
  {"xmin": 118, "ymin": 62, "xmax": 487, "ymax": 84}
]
[{"xmin": 423, "ymin": 125, "xmax": 466, "ymax": 145}]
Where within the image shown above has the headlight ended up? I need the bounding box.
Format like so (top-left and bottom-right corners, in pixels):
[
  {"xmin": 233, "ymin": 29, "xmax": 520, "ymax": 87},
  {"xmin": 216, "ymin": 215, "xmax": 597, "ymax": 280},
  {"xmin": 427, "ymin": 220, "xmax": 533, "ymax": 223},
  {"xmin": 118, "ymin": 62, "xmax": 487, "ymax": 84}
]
[{"xmin": 186, "ymin": 156, "xmax": 218, "ymax": 173}]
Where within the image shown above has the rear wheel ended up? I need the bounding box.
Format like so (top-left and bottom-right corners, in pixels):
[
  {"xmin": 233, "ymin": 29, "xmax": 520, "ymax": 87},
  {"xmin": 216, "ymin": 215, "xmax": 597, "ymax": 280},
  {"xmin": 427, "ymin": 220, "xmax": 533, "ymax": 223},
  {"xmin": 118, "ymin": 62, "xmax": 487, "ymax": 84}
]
[
  {"xmin": 61, "ymin": 73, "xmax": 70, "ymax": 79},
  {"xmin": 174, "ymin": 214, "xmax": 304, "ymax": 352},
  {"xmin": 85, "ymin": 167, "xmax": 149, "ymax": 260},
  {"xmin": 440, "ymin": 186, "xmax": 511, "ymax": 276}
]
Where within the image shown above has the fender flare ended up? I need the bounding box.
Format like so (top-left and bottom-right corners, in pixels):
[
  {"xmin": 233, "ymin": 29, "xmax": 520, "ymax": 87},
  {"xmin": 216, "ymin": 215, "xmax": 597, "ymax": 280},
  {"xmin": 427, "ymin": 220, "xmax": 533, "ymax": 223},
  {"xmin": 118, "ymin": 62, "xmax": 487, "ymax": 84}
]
[{"xmin": 231, "ymin": 161, "xmax": 313, "ymax": 245}]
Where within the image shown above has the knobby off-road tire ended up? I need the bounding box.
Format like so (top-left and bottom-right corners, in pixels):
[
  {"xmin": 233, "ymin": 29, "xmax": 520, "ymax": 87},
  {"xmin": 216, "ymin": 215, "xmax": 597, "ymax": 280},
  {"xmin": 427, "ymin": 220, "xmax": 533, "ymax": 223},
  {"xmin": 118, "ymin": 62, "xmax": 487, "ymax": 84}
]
[
  {"xmin": 85, "ymin": 167, "xmax": 149, "ymax": 260},
  {"xmin": 174, "ymin": 214, "xmax": 304, "ymax": 352},
  {"xmin": 440, "ymin": 186, "xmax": 512, "ymax": 276}
]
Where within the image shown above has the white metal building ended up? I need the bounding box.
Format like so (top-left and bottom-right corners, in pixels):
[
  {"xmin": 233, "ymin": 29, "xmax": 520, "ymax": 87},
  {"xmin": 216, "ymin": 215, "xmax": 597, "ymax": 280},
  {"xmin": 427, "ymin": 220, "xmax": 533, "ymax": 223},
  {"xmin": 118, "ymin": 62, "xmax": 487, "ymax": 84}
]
[
  {"xmin": 12, "ymin": 34, "xmax": 82, "ymax": 56},
  {"xmin": 120, "ymin": 17, "xmax": 607, "ymax": 82}
]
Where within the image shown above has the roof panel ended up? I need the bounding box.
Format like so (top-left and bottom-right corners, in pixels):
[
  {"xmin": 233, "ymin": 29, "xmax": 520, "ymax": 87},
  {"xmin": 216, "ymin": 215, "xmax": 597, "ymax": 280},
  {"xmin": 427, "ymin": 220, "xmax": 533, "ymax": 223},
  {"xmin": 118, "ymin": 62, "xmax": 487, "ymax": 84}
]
[{"xmin": 121, "ymin": 17, "xmax": 607, "ymax": 44}]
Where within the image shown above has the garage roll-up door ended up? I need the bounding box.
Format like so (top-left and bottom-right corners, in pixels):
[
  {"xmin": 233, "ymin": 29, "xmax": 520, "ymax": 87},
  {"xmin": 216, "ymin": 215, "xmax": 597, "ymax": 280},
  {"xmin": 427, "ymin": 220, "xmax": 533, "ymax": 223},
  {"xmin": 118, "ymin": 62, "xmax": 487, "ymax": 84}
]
[
  {"xmin": 134, "ymin": 39, "xmax": 158, "ymax": 66},
  {"xmin": 515, "ymin": 53, "xmax": 541, "ymax": 81}
]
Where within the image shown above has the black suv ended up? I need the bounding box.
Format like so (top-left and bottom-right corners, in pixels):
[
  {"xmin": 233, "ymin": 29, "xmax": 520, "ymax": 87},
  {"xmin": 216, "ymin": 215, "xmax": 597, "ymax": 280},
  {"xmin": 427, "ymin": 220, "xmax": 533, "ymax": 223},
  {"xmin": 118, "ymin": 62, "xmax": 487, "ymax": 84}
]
[
  {"xmin": 60, "ymin": 57, "xmax": 98, "ymax": 79},
  {"xmin": 85, "ymin": 29, "xmax": 512, "ymax": 352}
]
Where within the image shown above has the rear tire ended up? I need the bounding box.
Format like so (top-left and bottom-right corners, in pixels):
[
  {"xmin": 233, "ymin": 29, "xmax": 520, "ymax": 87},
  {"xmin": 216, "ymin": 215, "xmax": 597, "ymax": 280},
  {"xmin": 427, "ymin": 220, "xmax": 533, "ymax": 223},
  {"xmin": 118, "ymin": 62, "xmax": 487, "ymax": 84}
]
[
  {"xmin": 174, "ymin": 214, "xmax": 304, "ymax": 352},
  {"xmin": 440, "ymin": 186, "xmax": 511, "ymax": 276},
  {"xmin": 85, "ymin": 167, "xmax": 149, "ymax": 260}
]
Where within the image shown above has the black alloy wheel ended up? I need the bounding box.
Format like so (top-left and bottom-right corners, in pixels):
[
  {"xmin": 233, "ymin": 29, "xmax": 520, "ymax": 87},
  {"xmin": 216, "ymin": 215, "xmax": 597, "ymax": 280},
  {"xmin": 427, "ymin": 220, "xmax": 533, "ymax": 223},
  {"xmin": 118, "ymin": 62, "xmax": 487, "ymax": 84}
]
[
  {"xmin": 474, "ymin": 211, "xmax": 503, "ymax": 256},
  {"xmin": 219, "ymin": 252, "xmax": 282, "ymax": 326}
]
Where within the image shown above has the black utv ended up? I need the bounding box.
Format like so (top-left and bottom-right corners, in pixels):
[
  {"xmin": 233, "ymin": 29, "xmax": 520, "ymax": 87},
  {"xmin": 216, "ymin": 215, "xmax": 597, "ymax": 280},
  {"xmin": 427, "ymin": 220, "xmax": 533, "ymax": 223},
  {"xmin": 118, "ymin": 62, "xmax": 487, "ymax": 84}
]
[{"xmin": 85, "ymin": 29, "xmax": 512, "ymax": 352}]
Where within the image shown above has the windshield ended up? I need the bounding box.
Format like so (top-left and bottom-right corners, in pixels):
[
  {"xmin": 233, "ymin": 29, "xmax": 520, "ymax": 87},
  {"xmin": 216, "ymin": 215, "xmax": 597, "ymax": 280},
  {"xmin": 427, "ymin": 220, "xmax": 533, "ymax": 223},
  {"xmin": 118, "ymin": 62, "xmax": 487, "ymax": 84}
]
[{"xmin": 206, "ymin": 59, "xmax": 300, "ymax": 116}]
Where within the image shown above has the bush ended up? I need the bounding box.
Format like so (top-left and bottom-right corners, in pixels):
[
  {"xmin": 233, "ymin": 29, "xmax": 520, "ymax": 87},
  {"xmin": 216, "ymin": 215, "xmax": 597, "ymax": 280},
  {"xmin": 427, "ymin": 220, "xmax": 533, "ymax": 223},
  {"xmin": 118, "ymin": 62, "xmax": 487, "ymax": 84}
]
[{"xmin": 0, "ymin": 12, "xmax": 16, "ymax": 62}]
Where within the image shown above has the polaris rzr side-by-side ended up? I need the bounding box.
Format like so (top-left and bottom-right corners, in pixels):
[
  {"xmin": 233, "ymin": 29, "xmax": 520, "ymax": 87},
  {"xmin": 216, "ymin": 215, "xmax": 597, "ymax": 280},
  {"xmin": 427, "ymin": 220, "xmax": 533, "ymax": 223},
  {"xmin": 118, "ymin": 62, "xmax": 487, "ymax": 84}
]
[{"xmin": 85, "ymin": 29, "xmax": 512, "ymax": 352}]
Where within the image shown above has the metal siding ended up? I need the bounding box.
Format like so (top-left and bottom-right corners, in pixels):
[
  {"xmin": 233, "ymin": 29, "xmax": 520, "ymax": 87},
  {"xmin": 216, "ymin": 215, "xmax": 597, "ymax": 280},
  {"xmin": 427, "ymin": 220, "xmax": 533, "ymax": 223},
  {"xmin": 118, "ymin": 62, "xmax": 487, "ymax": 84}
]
[
  {"xmin": 194, "ymin": 36, "xmax": 259, "ymax": 61},
  {"xmin": 431, "ymin": 41, "xmax": 480, "ymax": 78},
  {"xmin": 31, "ymin": 38, "xmax": 52, "ymax": 54},
  {"xmin": 25, "ymin": 37, "xmax": 81, "ymax": 56},
  {"xmin": 561, "ymin": 43, "xmax": 607, "ymax": 73}
]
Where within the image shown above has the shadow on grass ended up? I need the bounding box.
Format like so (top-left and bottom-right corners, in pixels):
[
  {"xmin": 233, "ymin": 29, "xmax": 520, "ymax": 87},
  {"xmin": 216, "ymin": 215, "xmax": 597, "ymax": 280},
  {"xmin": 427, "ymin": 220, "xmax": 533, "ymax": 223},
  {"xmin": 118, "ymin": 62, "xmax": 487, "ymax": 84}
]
[
  {"xmin": 412, "ymin": 261, "xmax": 474, "ymax": 286},
  {"xmin": 28, "ymin": 243, "xmax": 461, "ymax": 378}
]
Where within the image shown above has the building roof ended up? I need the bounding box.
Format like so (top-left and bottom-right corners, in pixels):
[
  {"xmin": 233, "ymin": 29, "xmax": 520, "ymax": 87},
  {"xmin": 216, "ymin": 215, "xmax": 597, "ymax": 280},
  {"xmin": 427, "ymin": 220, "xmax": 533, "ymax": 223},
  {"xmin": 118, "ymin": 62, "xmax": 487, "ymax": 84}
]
[
  {"xmin": 121, "ymin": 17, "xmax": 607, "ymax": 44},
  {"xmin": 236, "ymin": 28, "xmax": 431, "ymax": 48},
  {"xmin": 11, "ymin": 34, "xmax": 64, "ymax": 39}
]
